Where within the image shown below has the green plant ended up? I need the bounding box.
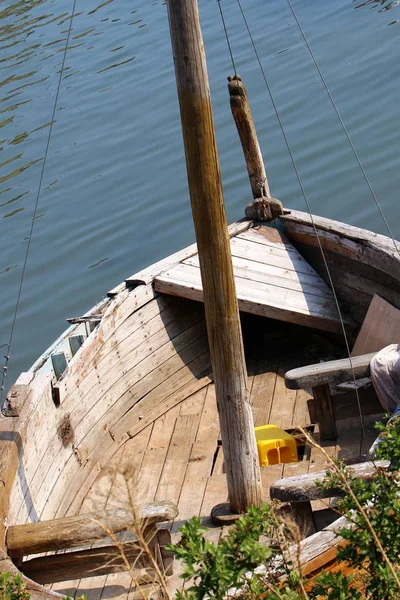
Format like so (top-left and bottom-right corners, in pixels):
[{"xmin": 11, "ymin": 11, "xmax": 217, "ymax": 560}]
[
  {"xmin": 308, "ymin": 570, "xmax": 361, "ymax": 600},
  {"xmin": 0, "ymin": 573, "xmax": 30, "ymax": 600},
  {"xmin": 171, "ymin": 420, "xmax": 400, "ymax": 600},
  {"xmin": 170, "ymin": 503, "xmax": 278, "ymax": 600},
  {"xmin": 317, "ymin": 418, "xmax": 400, "ymax": 600}
]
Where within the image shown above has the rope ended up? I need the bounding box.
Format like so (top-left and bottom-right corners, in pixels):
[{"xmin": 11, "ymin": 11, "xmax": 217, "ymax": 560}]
[
  {"xmin": 286, "ymin": 0, "xmax": 400, "ymax": 260},
  {"xmin": 236, "ymin": 0, "xmax": 368, "ymax": 454},
  {"xmin": 0, "ymin": 0, "xmax": 78, "ymax": 404},
  {"xmin": 217, "ymin": 0, "xmax": 238, "ymax": 76}
]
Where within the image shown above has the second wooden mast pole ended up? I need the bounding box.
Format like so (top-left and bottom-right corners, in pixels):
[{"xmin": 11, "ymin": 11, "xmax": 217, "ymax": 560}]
[{"xmin": 167, "ymin": 0, "xmax": 262, "ymax": 513}]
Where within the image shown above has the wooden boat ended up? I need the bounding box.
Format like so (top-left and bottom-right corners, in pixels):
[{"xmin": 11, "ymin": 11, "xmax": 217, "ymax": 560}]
[{"xmin": 1, "ymin": 1, "xmax": 399, "ymax": 598}]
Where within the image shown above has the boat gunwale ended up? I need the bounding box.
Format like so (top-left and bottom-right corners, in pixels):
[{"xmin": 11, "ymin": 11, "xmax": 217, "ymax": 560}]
[{"xmin": 1, "ymin": 211, "xmax": 400, "ymax": 598}]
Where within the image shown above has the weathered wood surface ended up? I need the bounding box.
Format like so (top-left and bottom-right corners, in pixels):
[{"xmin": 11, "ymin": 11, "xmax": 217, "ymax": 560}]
[
  {"xmin": 7, "ymin": 502, "xmax": 177, "ymax": 556},
  {"xmin": 227, "ymin": 515, "xmax": 349, "ymax": 599},
  {"xmin": 21, "ymin": 537, "xmax": 174, "ymax": 584},
  {"xmin": 282, "ymin": 210, "xmax": 400, "ymax": 274},
  {"xmin": 155, "ymin": 226, "xmax": 353, "ymax": 334},
  {"xmin": 312, "ymin": 383, "xmax": 337, "ymax": 440},
  {"xmin": 270, "ymin": 460, "xmax": 389, "ymax": 502},
  {"xmin": 228, "ymin": 75, "xmax": 270, "ymax": 200},
  {"xmin": 122, "ymin": 220, "xmax": 251, "ymax": 289},
  {"xmin": 298, "ymin": 516, "xmax": 349, "ymax": 573},
  {"xmin": 4, "ymin": 315, "xmax": 362, "ymax": 599},
  {"xmin": 0, "ymin": 549, "xmax": 62, "ymax": 600},
  {"xmin": 2, "ymin": 372, "xmax": 33, "ymax": 417},
  {"xmin": 10, "ymin": 293, "xmax": 209, "ymax": 526},
  {"xmin": 285, "ymin": 352, "xmax": 376, "ymax": 390},
  {"xmin": 282, "ymin": 210, "xmax": 400, "ymax": 325},
  {"xmin": 167, "ymin": 0, "xmax": 262, "ymax": 512},
  {"xmin": 352, "ymin": 294, "xmax": 400, "ymax": 356}
]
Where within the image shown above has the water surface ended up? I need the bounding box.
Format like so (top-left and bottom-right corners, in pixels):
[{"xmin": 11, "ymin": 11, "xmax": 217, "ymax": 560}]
[{"xmin": 1, "ymin": 0, "xmax": 399, "ymax": 390}]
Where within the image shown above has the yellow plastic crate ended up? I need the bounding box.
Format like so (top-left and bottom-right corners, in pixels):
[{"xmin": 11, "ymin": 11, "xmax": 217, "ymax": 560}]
[{"xmin": 254, "ymin": 425, "xmax": 298, "ymax": 466}]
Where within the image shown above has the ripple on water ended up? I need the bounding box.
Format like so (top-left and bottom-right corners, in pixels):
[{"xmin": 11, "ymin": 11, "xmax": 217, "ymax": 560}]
[{"xmin": 0, "ymin": 0, "xmax": 399, "ymax": 390}]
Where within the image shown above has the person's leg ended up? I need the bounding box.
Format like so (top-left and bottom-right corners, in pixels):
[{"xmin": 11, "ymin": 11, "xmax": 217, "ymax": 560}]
[
  {"xmin": 370, "ymin": 344, "xmax": 400, "ymax": 413},
  {"xmin": 369, "ymin": 345, "xmax": 400, "ymax": 458}
]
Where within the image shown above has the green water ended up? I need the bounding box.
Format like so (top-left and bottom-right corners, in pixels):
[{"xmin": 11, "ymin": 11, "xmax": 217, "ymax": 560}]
[{"xmin": 1, "ymin": 0, "xmax": 399, "ymax": 391}]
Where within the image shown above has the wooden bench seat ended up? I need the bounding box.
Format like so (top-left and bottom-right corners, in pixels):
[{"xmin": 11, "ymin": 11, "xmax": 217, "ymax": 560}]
[
  {"xmin": 285, "ymin": 353, "xmax": 382, "ymax": 439},
  {"xmin": 270, "ymin": 460, "xmax": 389, "ymax": 533},
  {"xmin": 8, "ymin": 502, "xmax": 178, "ymax": 585},
  {"xmin": 154, "ymin": 226, "xmax": 354, "ymax": 334}
]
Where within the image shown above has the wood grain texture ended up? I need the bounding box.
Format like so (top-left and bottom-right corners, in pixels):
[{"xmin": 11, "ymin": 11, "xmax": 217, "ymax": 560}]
[
  {"xmin": 167, "ymin": 0, "xmax": 261, "ymax": 512},
  {"xmin": 270, "ymin": 460, "xmax": 389, "ymax": 502},
  {"xmin": 228, "ymin": 76, "xmax": 270, "ymax": 199},
  {"xmin": 352, "ymin": 294, "xmax": 400, "ymax": 356},
  {"xmin": 282, "ymin": 210, "xmax": 400, "ymax": 326},
  {"xmin": 285, "ymin": 353, "xmax": 376, "ymax": 389},
  {"xmin": 124, "ymin": 220, "xmax": 251, "ymax": 287},
  {"xmin": 7, "ymin": 503, "xmax": 177, "ymax": 556},
  {"xmin": 155, "ymin": 225, "xmax": 353, "ymax": 334}
]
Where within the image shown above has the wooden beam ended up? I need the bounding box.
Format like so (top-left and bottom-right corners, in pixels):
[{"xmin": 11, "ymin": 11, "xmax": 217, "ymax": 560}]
[
  {"xmin": 313, "ymin": 383, "xmax": 337, "ymax": 440},
  {"xmin": 285, "ymin": 352, "xmax": 376, "ymax": 390},
  {"xmin": 228, "ymin": 75, "xmax": 270, "ymax": 199},
  {"xmin": 228, "ymin": 75, "xmax": 285, "ymax": 221},
  {"xmin": 270, "ymin": 460, "xmax": 389, "ymax": 503},
  {"xmin": 20, "ymin": 535, "xmax": 174, "ymax": 584},
  {"xmin": 6, "ymin": 502, "xmax": 178, "ymax": 557},
  {"xmin": 167, "ymin": 0, "xmax": 262, "ymax": 512}
]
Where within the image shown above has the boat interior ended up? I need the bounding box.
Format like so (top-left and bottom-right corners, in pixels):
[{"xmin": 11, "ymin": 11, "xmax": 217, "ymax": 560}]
[{"xmin": 2, "ymin": 212, "xmax": 399, "ymax": 599}]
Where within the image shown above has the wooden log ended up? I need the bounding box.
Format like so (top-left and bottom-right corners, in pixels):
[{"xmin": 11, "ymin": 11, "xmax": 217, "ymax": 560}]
[
  {"xmin": 6, "ymin": 502, "xmax": 178, "ymax": 557},
  {"xmin": 228, "ymin": 75, "xmax": 286, "ymax": 221},
  {"xmin": 270, "ymin": 460, "xmax": 389, "ymax": 502},
  {"xmin": 20, "ymin": 534, "xmax": 174, "ymax": 585},
  {"xmin": 285, "ymin": 353, "xmax": 376, "ymax": 390},
  {"xmin": 167, "ymin": 0, "xmax": 262, "ymax": 512},
  {"xmin": 228, "ymin": 75, "xmax": 270, "ymax": 199},
  {"xmin": 313, "ymin": 384, "xmax": 337, "ymax": 440}
]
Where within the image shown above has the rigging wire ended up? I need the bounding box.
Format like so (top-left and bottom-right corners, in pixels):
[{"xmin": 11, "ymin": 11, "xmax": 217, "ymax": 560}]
[
  {"xmin": 286, "ymin": 0, "xmax": 400, "ymax": 260},
  {"xmin": 0, "ymin": 0, "xmax": 78, "ymax": 404},
  {"xmin": 217, "ymin": 0, "xmax": 238, "ymax": 76},
  {"xmin": 235, "ymin": 0, "xmax": 368, "ymax": 454}
]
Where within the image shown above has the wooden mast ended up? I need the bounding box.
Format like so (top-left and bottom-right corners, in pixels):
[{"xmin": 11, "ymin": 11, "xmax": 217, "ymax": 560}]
[
  {"xmin": 228, "ymin": 75, "xmax": 285, "ymax": 221},
  {"xmin": 166, "ymin": 0, "xmax": 262, "ymax": 513}
]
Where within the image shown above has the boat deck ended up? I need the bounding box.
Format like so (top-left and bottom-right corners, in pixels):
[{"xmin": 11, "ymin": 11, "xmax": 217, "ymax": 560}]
[
  {"xmin": 49, "ymin": 318, "xmax": 379, "ymax": 600},
  {"xmin": 154, "ymin": 226, "xmax": 353, "ymax": 334}
]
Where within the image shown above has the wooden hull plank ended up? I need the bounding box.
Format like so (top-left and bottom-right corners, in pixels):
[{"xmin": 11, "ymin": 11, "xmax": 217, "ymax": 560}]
[
  {"xmin": 28, "ymin": 320, "xmax": 209, "ymax": 521},
  {"xmin": 178, "ymin": 386, "xmax": 220, "ymax": 520},
  {"xmin": 250, "ymin": 357, "xmax": 278, "ymax": 427}
]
